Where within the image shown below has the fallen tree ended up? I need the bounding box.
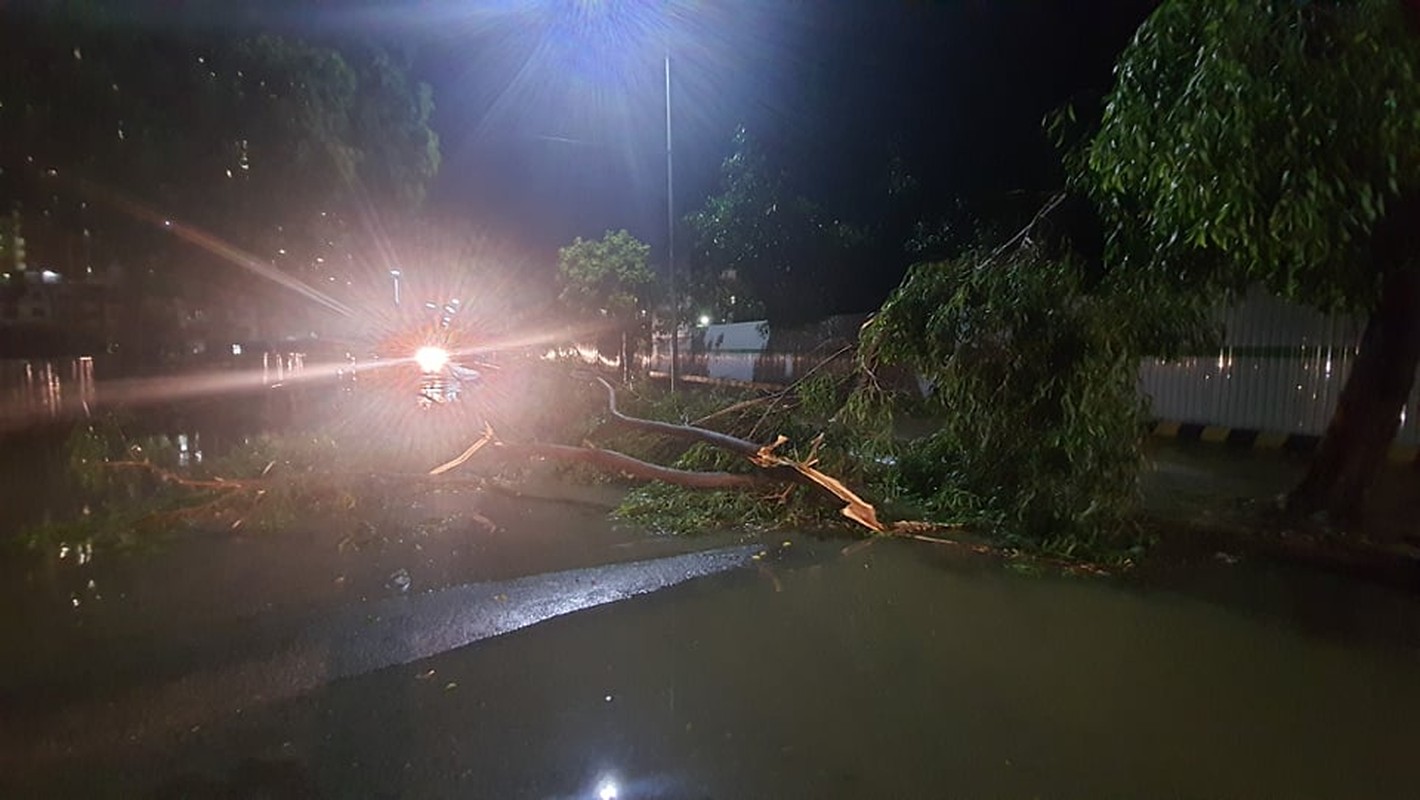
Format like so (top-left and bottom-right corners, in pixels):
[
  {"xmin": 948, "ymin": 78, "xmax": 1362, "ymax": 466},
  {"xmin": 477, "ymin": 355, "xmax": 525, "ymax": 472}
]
[
  {"xmin": 433, "ymin": 378, "xmax": 887, "ymax": 532},
  {"xmin": 26, "ymin": 369, "xmax": 967, "ymax": 554}
]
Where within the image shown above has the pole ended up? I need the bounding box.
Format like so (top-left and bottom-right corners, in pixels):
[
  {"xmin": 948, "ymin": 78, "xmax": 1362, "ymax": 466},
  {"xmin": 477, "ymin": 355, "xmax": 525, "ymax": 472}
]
[{"xmin": 665, "ymin": 49, "xmax": 678, "ymax": 393}]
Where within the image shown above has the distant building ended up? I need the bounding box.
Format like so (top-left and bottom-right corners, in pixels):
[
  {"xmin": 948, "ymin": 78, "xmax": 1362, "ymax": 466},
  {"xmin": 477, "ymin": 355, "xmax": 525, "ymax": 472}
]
[{"xmin": 0, "ymin": 208, "xmax": 122, "ymax": 357}]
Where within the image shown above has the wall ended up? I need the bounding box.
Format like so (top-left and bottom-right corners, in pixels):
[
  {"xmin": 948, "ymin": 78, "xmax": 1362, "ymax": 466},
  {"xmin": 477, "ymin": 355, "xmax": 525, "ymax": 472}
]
[
  {"xmin": 1140, "ymin": 288, "xmax": 1420, "ymax": 445},
  {"xmin": 650, "ymin": 315, "xmax": 865, "ymax": 385},
  {"xmin": 653, "ymin": 292, "xmax": 1420, "ymax": 446}
]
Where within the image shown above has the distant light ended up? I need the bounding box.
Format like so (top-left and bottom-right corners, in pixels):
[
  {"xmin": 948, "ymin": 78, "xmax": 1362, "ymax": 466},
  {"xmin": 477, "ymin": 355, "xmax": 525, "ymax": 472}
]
[
  {"xmin": 390, "ymin": 269, "xmax": 402, "ymax": 277},
  {"xmin": 698, "ymin": 314, "xmax": 711, "ymax": 327},
  {"xmin": 231, "ymin": 343, "xmax": 243, "ymax": 355},
  {"xmin": 415, "ymin": 346, "xmax": 449, "ymax": 373},
  {"xmin": 163, "ymin": 219, "xmax": 172, "ymax": 227},
  {"xmin": 41, "ymin": 269, "xmax": 61, "ymax": 284},
  {"xmin": 597, "ymin": 779, "xmax": 619, "ymax": 800}
]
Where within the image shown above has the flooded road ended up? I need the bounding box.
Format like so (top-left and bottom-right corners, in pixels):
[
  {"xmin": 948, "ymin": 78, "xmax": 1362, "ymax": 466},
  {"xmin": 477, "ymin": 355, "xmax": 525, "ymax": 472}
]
[
  {"xmin": 4, "ymin": 523, "xmax": 1420, "ymax": 798},
  {"xmin": 3, "ymin": 388, "xmax": 1420, "ymax": 797}
]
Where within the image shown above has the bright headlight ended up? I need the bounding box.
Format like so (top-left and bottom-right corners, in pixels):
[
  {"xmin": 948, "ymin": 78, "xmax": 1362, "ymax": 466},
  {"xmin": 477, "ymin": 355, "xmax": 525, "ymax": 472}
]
[{"xmin": 415, "ymin": 346, "xmax": 449, "ymax": 373}]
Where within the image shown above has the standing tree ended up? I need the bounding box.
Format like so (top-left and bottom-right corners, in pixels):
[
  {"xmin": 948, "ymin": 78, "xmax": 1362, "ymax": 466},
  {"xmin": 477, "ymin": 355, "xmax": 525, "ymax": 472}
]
[
  {"xmin": 0, "ymin": 2, "xmax": 440, "ymax": 359},
  {"xmin": 689, "ymin": 127, "xmax": 863, "ymax": 327},
  {"xmin": 1082, "ymin": 0, "xmax": 1420, "ymax": 522},
  {"xmin": 557, "ymin": 229, "xmax": 655, "ymax": 381}
]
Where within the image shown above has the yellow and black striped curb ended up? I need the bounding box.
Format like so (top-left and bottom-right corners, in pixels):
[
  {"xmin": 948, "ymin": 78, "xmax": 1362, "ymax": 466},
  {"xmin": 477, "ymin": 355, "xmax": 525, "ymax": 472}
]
[{"xmin": 1149, "ymin": 420, "xmax": 1420, "ymax": 466}]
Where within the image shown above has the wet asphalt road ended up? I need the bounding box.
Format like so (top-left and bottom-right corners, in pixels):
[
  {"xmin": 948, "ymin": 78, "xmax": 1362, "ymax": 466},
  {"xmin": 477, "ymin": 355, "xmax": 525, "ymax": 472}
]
[
  {"xmin": 1, "ymin": 545, "xmax": 764, "ymax": 778},
  {"xmin": 9, "ymin": 530, "xmax": 1420, "ymax": 800},
  {"xmin": 3, "ymin": 443, "xmax": 1420, "ymax": 798}
]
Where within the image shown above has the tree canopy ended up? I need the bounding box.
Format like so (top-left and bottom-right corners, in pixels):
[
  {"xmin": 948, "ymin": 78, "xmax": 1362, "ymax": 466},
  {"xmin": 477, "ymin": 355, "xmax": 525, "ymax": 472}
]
[
  {"xmin": 557, "ymin": 229, "xmax": 655, "ymax": 330},
  {"xmin": 1080, "ymin": 0, "xmax": 1420, "ymax": 520},
  {"xmin": 688, "ymin": 127, "xmax": 868, "ymax": 327},
  {"xmin": 557, "ymin": 229, "xmax": 656, "ymax": 378},
  {"xmin": 1082, "ymin": 0, "xmax": 1420, "ymax": 311},
  {"xmin": 0, "ymin": 1, "xmax": 440, "ymax": 353}
]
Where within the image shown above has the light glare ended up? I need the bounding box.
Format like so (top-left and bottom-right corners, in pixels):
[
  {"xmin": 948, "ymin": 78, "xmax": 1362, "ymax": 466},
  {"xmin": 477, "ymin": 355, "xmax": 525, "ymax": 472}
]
[{"xmin": 415, "ymin": 346, "xmax": 450, "ymax": 373}]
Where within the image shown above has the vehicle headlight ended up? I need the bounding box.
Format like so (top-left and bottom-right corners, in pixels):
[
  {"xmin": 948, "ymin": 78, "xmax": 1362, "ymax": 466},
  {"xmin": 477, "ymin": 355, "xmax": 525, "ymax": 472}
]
[{"xmin": 415, "ymin": 346, "xmax": 450, "ymax": 373}]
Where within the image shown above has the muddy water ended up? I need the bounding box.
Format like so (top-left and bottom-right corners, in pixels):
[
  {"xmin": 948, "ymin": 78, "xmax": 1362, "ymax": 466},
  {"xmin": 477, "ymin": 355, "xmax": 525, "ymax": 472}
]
[
  {"xmin": 4, "ymin": 530, "xmax": 1419, "ymax": 799},
  {"xmin": 4, "ymin": 377, "xmax": 1420, "ymax": 798}
]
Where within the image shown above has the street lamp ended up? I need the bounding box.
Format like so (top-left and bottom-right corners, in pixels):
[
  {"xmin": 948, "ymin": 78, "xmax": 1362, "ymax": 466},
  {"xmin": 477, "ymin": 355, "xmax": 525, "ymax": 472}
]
[
  {"xmin": 665, "ymin": 48, "xmax": 678, "ymax": 393},
  {"xmin": 389, "ymin": 269, "xmax": 401, "ymax": 306},
  {"xmin": 538, "ymin": 2, "xmax": 682, "ymax": 389}
]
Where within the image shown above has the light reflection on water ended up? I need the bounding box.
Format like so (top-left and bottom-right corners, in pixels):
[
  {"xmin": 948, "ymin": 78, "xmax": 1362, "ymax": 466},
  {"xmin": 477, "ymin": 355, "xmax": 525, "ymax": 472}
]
[
  {"xmin": 448, "ymin": 540, "xmax": 1420, "ymax": 800},
  {"xmin": 3, "ymin": 519, "xmax": 1420, "ymax": 797},
  {"xmin": 0, "ymin": 356, "xmax": 97, "ymax": 423}
]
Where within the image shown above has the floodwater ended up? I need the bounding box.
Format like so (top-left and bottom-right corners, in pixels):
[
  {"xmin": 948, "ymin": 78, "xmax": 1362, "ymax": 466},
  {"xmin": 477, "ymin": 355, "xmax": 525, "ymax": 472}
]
[
  {"xmin": 5, "ymin": 525, "xmax": 1419, "ymax": 799},
  {"xmin": 3, "ymin": 382, "xmax": 1420, "ymax": 798}
]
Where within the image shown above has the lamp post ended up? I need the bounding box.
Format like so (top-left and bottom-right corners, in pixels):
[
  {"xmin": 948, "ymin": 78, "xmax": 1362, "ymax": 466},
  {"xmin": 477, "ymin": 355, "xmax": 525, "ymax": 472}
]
[{"xmin": 664, "ymin": 49, "xmax": 678, "ymax": 393}]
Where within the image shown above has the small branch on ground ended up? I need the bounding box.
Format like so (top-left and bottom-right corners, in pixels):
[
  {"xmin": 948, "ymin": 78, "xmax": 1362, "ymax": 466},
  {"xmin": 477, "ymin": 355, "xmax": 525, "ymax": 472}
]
[
  {"xmin": 105, "ymin": 460, "xmax": 260, "ymax": 491},
  {"xmin": 79, "ymin": 374, "xmax": 969, "ymax": 551},
  {"xmin": 427, "ymin": 376, "xmax": 897, "ymax": 534}
]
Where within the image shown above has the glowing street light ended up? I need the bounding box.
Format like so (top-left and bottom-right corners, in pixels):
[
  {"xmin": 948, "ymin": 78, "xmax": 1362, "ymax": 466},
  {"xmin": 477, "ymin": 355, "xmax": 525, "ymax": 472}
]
[{"xmin": 543, "ymin": 2, "xmax": 679, "ymax": 390}]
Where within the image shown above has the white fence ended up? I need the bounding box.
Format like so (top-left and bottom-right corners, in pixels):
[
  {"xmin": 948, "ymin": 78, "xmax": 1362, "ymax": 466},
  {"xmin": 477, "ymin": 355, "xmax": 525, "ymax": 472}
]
[
  {"xmin": 1140, "ymin": 288, "xmax": 1420, "ymax": 446},
  {"xmin": 656, "ymin": 291, "xmax": 1420, "ymax": 446}
]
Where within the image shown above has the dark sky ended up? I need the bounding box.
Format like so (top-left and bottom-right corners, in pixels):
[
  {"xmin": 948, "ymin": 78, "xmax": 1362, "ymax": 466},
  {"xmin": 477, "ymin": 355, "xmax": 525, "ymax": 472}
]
[
  {"xmin": 397, "ymin": 0, "xmax": 1157, "ymax": 274},
  {"xmin": 8, "ymin": 0, "xmax": 1158, "ymax": 309}
]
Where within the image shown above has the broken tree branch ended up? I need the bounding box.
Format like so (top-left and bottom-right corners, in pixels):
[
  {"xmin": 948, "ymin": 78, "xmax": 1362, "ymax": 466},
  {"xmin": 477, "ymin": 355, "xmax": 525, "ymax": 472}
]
[
  {"xmin": 424, "ymin": 378, "xmax": 886, "ymax": 531},
  {"xmin": 491, "ymin": 441, "xmax": 770, "ymax": 490},
  {"xmin": 594, "ymin": 377, "xmax": 765, "ymax": 458},
  {"xmin": 104, "ymin": 460, "xmax": 259, "ymax": 491},
  {"xmin": 596, "ymin": 377, "xmax": 885, "ymax": 531}
]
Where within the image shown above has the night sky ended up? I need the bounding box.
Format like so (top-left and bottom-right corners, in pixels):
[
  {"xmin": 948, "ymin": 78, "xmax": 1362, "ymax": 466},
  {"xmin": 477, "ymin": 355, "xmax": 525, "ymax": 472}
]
[
  {"xmin": 8, "ymin": 0, "xmax": 1159, "ymax": 312},
  {"xmin": 400, "ymin": 0, "xmax": 1157, "ymax": 290}
]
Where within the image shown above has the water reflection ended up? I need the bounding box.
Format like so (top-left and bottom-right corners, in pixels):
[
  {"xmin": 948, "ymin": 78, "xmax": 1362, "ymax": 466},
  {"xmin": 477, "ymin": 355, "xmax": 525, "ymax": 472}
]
[
  {"xmin": 69, "ymin": 578, "xmax": 101, "ymax": 609},
  {"xmin": 262, "ymin": 351, "xmax": 305, "ymax": 386},
  {"xmin": 0, "ymin": 351, "xmax": 306, "ymax": 432},
  {"xmin": 0, "ymin": 356, "xmax": 96, "ymax": 424},
  {"xmin": 175, "ymin": 431, "xmax": 203, "ymax": 466},
  {"xmin": 57, "ymin": 540, "xmax": 93, "ymax": 565}
]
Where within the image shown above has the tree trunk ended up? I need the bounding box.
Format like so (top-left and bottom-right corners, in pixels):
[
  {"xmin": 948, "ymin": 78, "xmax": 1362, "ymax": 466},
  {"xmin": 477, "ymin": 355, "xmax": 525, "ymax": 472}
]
[{"xmin": 1287, "ymin": 267, "xmax": 1420, "ymax": 524}]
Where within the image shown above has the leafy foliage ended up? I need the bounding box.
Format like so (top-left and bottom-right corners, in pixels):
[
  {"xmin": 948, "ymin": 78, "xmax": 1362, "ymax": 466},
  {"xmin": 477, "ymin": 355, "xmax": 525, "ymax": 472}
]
[
  {"xmin": 606, "ymin": 370, "xmax": 897, "ymax": 534},
  {"xmin": 1082, "ymin": 0, "xmax": 1420, "ymax": 311},
  {"xmin": 557, "ymin": 229, "xmax": 656, "ymax": 373},
  {"xmin": 860, "ymin": 238, "xmax": 1166, "ymax": 546},
  {"xmin": 688, "ymin": 127, "xmax": 869, "ymax": 326},
  {"xmin": 557, "ymin": 229, "xmax": 656, "ymax": 326},
  {"xmin": 0, "ymin": 2, "xmax": 440, "ymax": 354}
]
